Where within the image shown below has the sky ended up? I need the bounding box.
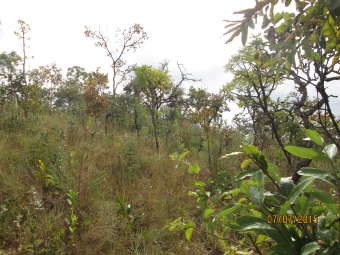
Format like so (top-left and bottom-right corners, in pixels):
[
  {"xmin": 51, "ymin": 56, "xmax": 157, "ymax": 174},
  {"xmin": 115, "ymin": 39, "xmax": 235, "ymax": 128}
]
[{"xmin": 1, "ymin": 0, "xmax": 339, "ymax": 123}]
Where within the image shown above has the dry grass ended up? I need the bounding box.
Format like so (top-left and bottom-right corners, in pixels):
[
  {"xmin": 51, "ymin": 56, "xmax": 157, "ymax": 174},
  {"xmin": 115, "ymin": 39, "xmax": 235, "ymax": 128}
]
[{"xmin": 0, "ymin": 111, "xmax": 237, "ymax": 255}]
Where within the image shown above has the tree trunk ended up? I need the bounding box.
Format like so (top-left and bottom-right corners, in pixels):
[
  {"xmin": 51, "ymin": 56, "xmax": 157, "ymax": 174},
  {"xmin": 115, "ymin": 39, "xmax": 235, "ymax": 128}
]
[{"xmin": 151, "ymin": 109, "xmax": 159, "ymax": 153}]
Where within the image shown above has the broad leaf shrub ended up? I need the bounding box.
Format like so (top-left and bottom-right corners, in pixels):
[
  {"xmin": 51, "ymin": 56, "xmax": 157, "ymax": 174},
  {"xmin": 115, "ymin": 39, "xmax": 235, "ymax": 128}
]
[{"xmin": 165, "ymin": 129, "xmax": 340, "ymax": 254}]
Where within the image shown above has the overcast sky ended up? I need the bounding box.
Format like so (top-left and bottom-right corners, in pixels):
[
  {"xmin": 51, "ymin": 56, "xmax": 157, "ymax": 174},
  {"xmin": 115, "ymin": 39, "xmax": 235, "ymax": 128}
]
[{"xmin": 1, "ymin": 0, "xmax": 339, "ymax": 122}]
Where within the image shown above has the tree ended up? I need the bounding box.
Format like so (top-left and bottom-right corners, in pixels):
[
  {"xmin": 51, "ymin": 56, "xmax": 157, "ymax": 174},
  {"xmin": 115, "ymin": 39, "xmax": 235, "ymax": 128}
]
[
  {"xmin": 186, "ymin": 86, "xmax": 229, "ymax": 168},
  {"xmin": 0, "ymin": 51, "xmax": 23, "ymax": 104},
  {"xmin": 84, "ymin": 24, "xmax": 149, "ymax": 133},
  {"xmin": 29, "ymin": 63, "xmax": 63, "ymax": 112},
  {"xmin": 14, "ymin": 19, "xmax": 33, "ymax": 86},
  {"xmin": 129, "ymin": 62, "xmax": 200, "ymax": 153},
  {"xmin": 131, "ymin": 64, "xmax": 172, "ymax": 152},
  {"xmin": 224, "ymin": 0, "xmax": 340, "ymax": 183},
  {"xmin": 83, "ymin": 67, "xmax": 109, "ymax": 137},
  {"xmin": 54, "ymin": 66, "xmax": 88, "ymax": 112}
]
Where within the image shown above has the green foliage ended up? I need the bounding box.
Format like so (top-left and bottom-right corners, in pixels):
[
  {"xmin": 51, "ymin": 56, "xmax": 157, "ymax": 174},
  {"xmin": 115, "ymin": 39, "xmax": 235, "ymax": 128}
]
[
  {"xmin": 115, "ymin": 196, "xmax": 146, "ymax": 229},
  {"xmin": 167, "ymin": 130, "xmax": 340, "ymax": 254},
  {"xmin": 66, "ymin": 189, "xmax": 78, "ymax": 245}
]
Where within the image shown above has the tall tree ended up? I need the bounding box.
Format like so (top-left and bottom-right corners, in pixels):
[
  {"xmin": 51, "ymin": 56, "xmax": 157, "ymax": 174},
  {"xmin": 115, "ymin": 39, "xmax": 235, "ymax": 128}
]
[
  {"xmin": 54, "ymin": 66, "xmax": 88, "ymax": 111},
  {"xmin": 224, "ymin": 0, "xmax": 340, "ymax": 183},
  {"xmin": 129, "ymin": 62, "xmax": 201, "ymax": 152},
  {"xmin": 84, "ymin": 24, "xmax": 149, "ymax": 133},
  {"xmin": 83, "ymin": 67, "xmax": 109, "ymax": 137},
  {"xmin": 14, "ymin": 19, "xmax": 33, "ymax": 86}
]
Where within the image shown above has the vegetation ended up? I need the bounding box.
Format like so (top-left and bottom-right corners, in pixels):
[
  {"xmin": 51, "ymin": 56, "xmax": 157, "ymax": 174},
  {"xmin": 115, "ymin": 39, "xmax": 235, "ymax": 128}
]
[{"xmin": 1, "ymin": 1, "xmax": 340, "ymax": 254}]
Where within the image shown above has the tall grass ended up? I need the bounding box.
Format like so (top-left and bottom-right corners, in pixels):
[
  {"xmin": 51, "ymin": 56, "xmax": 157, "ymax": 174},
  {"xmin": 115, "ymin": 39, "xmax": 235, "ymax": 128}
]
[{"xmin": 0, "ymin": 108, "xmax": 242, "ymax": 255}]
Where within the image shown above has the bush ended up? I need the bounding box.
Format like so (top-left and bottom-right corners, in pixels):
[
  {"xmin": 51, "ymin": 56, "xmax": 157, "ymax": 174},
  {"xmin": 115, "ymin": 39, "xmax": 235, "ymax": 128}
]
[{"xmin": 166, "ymin": 130, "xmax": 340, "ymax": 254}]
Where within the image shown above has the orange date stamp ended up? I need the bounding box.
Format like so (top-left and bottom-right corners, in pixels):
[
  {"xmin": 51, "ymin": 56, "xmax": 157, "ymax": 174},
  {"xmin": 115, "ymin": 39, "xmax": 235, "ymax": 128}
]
[{"xmin": 267, "ymin": 214, "xmax": 318, "ymax": 224}]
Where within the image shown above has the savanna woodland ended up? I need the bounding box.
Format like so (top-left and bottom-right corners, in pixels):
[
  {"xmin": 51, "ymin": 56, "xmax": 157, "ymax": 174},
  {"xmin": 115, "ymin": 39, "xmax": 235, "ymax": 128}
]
[{"xmin": 1, "ymin": 0, "xmax": 340, "ymax": 254}]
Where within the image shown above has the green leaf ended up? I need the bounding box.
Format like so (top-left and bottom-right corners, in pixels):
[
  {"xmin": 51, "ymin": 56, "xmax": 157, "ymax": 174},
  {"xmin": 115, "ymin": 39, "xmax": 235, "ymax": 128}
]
[
  {"xmin": 185, "ymin": 227, "xmax": 194, "ymax": 241},
  {"xmin": 204, "ymin": 208, "xmax": 215, "ymax": 218},
  {"xmin": 248, "ymin": 19, "xmax": 255, "ymax": 29},
  {"xmin": 188, "ymin": 163, "xmax": 200, "ymax": 174},
  {"xmin": 288, "ymin": 177, "xmax": 315, "ymax": 204},
  {"xmin": 249, "ymin": 170, "xmax": 264, "ymax": 205},
  {"xmin": 236, "ymin": 168, "xmax": 259, "ymax": 180},
  {"xmin": 278, "ymin": 201, "xmax": 291, "ymax": 215},
  {"xmin": 303, "ymin": 128, "xmax": 323, "ymax": 146},
  {"xmin": 242, "ymin": 144, "xmax": 260, "ymax": 155},
  {"xmin": 241, "ymin": 158, "xmax": 253, "ymax": 169},
  {"xmin": 294, "ymin": 195, "xmax": 308, "ymax": 215},
  {"xmin": 190, "ymin": 180, "xmax": 206, "ymax": 187},
  {"xmin": 323, "ymin": 144, "xmax": 338, "ymax": 160},
  {"xmin": 230, "ymin": 216, "xmax": 277, "ymax": 232},
  {"xmin": 242, "ymin": 24, "xmax": 248, "ymax": 46},
  {"xmin": 256, "ymin": 234, "xmax": 268, "ymax": 245},
  {"xmin": 301, "ymin": 242, "xmax": 319, "ymax": 255},
  {"xmin": 279, "ymin": 177, "xmax": 295, "ymax": 197},
  {"xmin": 317, "ymin": 229, "xmax": 336, "ymax": 245},
  {"xmin": 298, "ymin": 168, "xmax": 338, "ymax": 186},
  {"xmin": 285, "ymin": 0, "xmax": 292, "ymax": 7},
  {"xmin": 274, "ymin": 12, "xmax": 284, "ymax": 25},
  {"xmin": 302, "ymin": 35, "xmax": 312, "ymax": 58},
  {"xmin": 305, "ymin": 189, "xmax": 336, "ymax": 204},
  {"xmin": 216, "ymin": 203, "xmax": 242, "ymax": 219},
  {"xmin": 285, "ymin": 146, "xmax": 330, "ymax": 161},
  {"xmin": 285, "ymin": 58, "xmax": 291, "ymax": 77},
  {"xmin": 318, "ymin": 241, "xmax": 340, "ymax": 254},
  {"xmin": 271, "ymin": 243, "xmax": 297, "ymax": 254},
  {"xmin": 262, "ymin": 15, "xmax": 271, "ymax": 29},
  {"xmin": 270, "ymin": 40, "xmax": 295, "ymax": 50},
  {"xmin": 267, "ymin": 162, "xmax": 281, "ymax": 183},
  {"xmin": 115, "ymin": 196, "xmax": 126, "ymax": 211},
  {"xmin": 133, "ymin": 212, "xmax": 146, "ymax": 225},
  {"xmin": 275, "ymin": 67, "xmax": 281, "ymax": 82},
  {"xmin": 329, "ymin": 0, "xmax": 340, "ymax": 10},
  {"xmin": 179, "ymin": 151, "xmax": 189, "ymax": 160}
]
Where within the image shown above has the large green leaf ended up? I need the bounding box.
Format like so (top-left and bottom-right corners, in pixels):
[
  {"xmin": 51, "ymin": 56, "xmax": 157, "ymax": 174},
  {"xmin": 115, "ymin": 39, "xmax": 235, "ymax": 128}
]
[
  {"xmin": 285, "ymin": 0, "xmax": 292, "ymax": 7},
  {"xmin": 285, "ymin": 146, "xmax": 330, "ymax": 161},
  {"xmin": 329, "ymin": 0, "xmax": 340, "ymax": 10},
  {"xmin": 279, "ymin": 177, "xmax": 295, "ymax": 197},
  {"xmin": 303, "ymin": 128, "xmax": 323, "ymax": 146},
  {"xmin": 288, "ymin": 177, "xmax": 315, "ymax": 204},
  {"xmin": 230, "ymin": 216, "xmax": 276, "ymax": 232},
  {"xmin": 271, "ymin": 243, "xmax": 296, "ymax": 254},
  {"xmin": 302, "ymin": 34, "xmax": 312, "ymax": 58},
  {"xmin": 267, "ymin": 162, "xmax": 281, "ymax": 183},
  {"xmin": 185, "ymin": 227, "xmax": 194, "ymax": 241},
  {"xmin": 241, "ymin": 24, "xmax": 248, "ymax": 46},
  {"xmin": 317, "ymin": 229, "xmax": 336, "ymax": 245},
  {"xmin": 204, "ymin": 208, "xmax": 215, "ymax": 219},
  {"xmin": 188, "ymin": 163, "xmax": 200, "ymax": 174},
  {"xmin": 236, "ymin": 168, "xmax": 259, "ymax": 180},
  {"xmin": 300, "ymin": 242, "xmax": 319, "ymax": 255},
  {"xmin": 298, "ymin": 168, "xmax": 338, "ymax": 186},
  {"xmin": 323, "ymin": 144, "xmax": 338, "ymax": 160},
  {"xmin": 318, "ymin": 241, "xmax": 340, "ymax": 255},
  {"xmin": 262, "ymin": 14, "xmax": 271, "ymax": 29},
  {"xmin": 249, "ymin": 170, "xmax": 264, "ymax": 205},
  {"xmin": 216, "ymin": 203, "xmax": 257, "ymax": 219},
  {"xmin": 278, "ymin": 201, "xmax": 291, "ymax": 215},
  {"xmin": 248, "ymin": 18, "xmax": 255, "ymax": 29},
  {"xmin": 305, "ymin": 189, "xmax": 336, "ymax": 204},
  {"xmin": 294, "ymin": 195, "xmax": 308, "ymax": 215}
]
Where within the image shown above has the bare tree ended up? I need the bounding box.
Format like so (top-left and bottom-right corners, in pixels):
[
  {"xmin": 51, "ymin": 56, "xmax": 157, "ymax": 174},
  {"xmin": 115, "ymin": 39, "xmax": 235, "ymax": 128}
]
[{"xmin": 84, "ymin": 24, "xmax": 149, "ymax": 133}]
